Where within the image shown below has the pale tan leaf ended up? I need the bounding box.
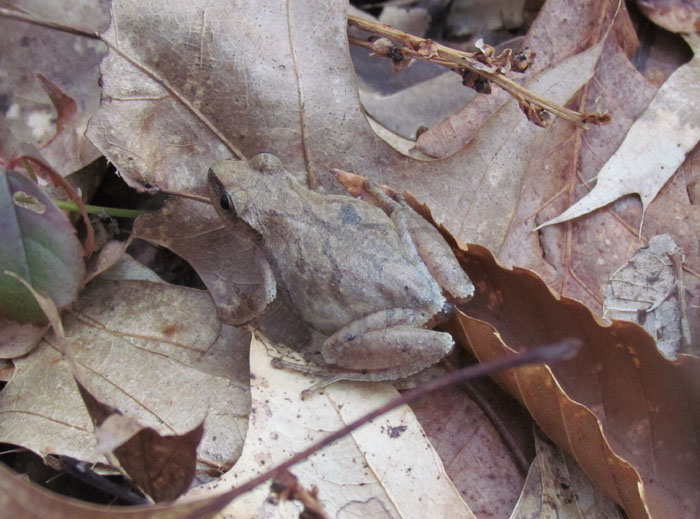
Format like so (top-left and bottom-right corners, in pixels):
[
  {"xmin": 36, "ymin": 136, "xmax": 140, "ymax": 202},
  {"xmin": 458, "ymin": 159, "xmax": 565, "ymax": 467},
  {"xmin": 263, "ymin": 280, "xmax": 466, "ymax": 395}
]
[
  {"xmin": 540, "ymin": 34, "xmax": 700, "ymax": 228},
  {"xmin": 187, "ymin": 336, "xmax": 476, "ymax": 519},
  {"xmin": 636, "ymin": 0, "xmax": 700, "ymax": 34},
  {"xmin": 448, "ymin": 0, "xmax": 527, "ymax": 37},
  {"xmin": 0, "ymin": 318, "xmax": 47, "ymax": 358},
  {"xmin": 379, "ymin": 5, "xmax": 431, "ymax": 36}
]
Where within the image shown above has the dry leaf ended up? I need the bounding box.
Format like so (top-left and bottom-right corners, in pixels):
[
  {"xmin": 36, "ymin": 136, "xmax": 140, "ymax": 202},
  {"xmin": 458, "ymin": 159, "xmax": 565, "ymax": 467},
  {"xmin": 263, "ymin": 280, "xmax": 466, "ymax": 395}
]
[
  {"xmin": 330, "ymin": 166, "xmax": 699, "ymax": 518},
  {"xmin": 359, "ymin": 71, "xmax": 475, "ymax": 140},
  {"xmin": 447, "ymin": 0, "xmax": 527, "ymax": 37},
  {"xmin": 133, "ymin": 199, "xmax": 275, "ymax": 326},
  {"xmin": 452, "ymin": 244, "xmax": 700, "ymax": 519},
  {"xmin": 510, "ymin": 430, "xmax": 623, "ymax": 519},
  {"xmin": 416, "ymin": 0, "xmax": 638, "ymax": 157},
  {"xmin": 84, "ymin": 0, "xmax": 680, "ymax": 317},
  {"xmin": 85, "ymin": 239, "xmax": 131, "ymax": 283},
  {"xmin": 490, "ymin": 27, "xmax": 699, "ymax": 319},
  {"xmin": 78, "ymin": 380, "xmax": 203, "ymax": 502},
  {"xmin": 603, "ymin": 234, "xmax": 689, "ymax": 358},
  {"xmin": 187, "ymin": 335, "xmax": 477, "ymax": 519},
  {"xmin": 540, "ymin": 34, "xmax": 700, "ymax": 228},
  {"xmin": 0, "ymin": 459, "xmax": 248, "ymax": 519},
  {"xmin": 379, "ymin": 5, "xmax": 431, "ymax": 37},
  {"xmin": 0, "ymin": 318, "xmax": 48, "ymax": 359},
  {"xmin": 636, "ymin": 0, "xmax": 700, "ymax": 34},
  {"xmin": 0, "ymin": 276, "xmax": 250, "ymax": 475},
  {"xmin": 85, "ymin": 0, "xmax": 603, "ymax": 239},
  {"xmin": 410, "ymin": 380, "xmax": 532, "ymax": 518},
  {"xmin": 11, "ymin": 2, "xmax": 692, "ymax": 518},
  {"xmin": 0, "ymin": 0, "xmax": 106, "ymax": 174}
]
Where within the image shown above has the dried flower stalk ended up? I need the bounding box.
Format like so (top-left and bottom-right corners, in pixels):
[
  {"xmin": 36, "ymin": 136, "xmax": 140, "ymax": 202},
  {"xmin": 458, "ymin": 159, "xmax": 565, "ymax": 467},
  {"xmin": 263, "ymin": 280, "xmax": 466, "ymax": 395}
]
[{"xmin": 348, "ymin": 14, "xmax": 610, "ymax": 127}]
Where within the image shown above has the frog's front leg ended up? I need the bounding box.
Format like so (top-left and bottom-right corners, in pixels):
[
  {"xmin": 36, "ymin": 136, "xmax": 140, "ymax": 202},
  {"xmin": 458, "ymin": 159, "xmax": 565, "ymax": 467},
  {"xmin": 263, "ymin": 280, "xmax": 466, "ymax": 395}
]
[{"xmin": 363, "ymin": 180, "xmax": 474, "ymax": 302}]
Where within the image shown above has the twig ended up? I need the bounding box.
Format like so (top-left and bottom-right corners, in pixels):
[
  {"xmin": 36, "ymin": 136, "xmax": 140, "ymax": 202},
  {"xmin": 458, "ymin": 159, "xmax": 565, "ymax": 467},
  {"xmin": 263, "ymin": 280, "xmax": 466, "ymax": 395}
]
[
  {"xmin": 348, "ymin": 15, "xmax": 610, "ymax": 127},
  {"xmin": 668, "ymin": 249, "xmax": 693, "ymax": 351},
  {"xmin": 0, "ymin": 6, "xmax": 99, "ymax": 39}
]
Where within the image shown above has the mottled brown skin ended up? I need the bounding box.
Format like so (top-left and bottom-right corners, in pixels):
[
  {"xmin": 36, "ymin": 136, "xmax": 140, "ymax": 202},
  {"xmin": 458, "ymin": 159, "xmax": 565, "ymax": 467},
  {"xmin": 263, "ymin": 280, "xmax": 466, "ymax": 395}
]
[{"xmin": 208, "ymin": 154, "xmax": 473, "ymax": 388}]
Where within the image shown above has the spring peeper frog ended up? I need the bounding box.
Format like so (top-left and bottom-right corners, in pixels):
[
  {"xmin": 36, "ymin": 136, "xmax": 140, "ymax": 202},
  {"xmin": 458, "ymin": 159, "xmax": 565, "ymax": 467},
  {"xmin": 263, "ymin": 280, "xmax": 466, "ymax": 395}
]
[{"xmin": 208, "ymin": 154, "xmax": 474, "ymax": 391}]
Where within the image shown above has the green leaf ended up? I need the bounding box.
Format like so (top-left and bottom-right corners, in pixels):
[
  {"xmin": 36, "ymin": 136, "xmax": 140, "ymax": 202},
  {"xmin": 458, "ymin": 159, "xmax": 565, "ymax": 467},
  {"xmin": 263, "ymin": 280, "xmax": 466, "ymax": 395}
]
[{"xmin": 0, "ymin": 171, "xmax": 85, "ymax": 324}]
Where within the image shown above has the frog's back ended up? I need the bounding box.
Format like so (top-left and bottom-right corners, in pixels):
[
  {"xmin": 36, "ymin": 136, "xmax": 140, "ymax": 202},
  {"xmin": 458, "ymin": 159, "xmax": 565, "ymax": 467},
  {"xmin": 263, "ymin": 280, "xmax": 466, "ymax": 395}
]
[{"xmin": 261, "ymin": 192, "xmax": 445, "ymax": 335}]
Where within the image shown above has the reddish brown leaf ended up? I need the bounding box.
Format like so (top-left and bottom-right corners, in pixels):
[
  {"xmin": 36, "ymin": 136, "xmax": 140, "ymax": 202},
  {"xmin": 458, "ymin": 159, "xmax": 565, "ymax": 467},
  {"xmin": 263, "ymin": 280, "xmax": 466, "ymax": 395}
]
[
  {"xmin": 77, "ymin": 379, "xmax": 204, "ymax": 502},
  {"xmin": 450, "ymin": 244, "xmax": 700, "ymax": 519},
  {"xmin": 35, "ymin": 73, "xmax": 78, "ymax": 143},
  {"xmin": 410, "ymin": 381, "xmax": 531, "ymax": 518},
  {"xmin": 112, "ymin": 422, "xmax": 204, "ymax": 503}
]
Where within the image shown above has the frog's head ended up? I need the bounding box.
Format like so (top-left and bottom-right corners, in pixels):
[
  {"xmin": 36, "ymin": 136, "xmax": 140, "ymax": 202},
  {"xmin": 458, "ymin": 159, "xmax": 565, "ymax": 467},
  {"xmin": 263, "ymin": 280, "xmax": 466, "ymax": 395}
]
[{"xmin": 208, "ymin": 154, "xmax": 286, "ymax": 224}]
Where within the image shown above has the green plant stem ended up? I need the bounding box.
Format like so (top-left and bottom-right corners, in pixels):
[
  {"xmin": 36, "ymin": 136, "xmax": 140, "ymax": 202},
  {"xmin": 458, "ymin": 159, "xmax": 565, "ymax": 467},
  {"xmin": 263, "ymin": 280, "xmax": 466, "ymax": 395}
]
[{"xmin": 53, "ymin": 200, "xmax": 149, "ymax": 218}]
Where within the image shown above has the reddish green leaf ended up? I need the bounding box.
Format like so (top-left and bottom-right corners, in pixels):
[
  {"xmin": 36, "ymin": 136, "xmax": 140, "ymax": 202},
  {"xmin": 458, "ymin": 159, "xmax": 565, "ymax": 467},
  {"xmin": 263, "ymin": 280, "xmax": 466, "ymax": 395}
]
[{"xmin": 0, "ymin": 170, "xmax": 84, "ymax": 324}]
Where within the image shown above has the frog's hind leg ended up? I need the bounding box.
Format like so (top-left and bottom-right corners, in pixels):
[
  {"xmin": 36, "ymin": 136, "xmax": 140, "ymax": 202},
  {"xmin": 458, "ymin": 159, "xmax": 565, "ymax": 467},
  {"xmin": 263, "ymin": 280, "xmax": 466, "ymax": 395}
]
[
  {"xmin": 323, "ymin": 326, "xmax": 453, "ymax": 377},
  {"xmin": 272, "ymin": 308, "xmax": 454, "ymax": 397},
  {"xmin": 321, "ymin": 308, "xmax": 454, "ymax": 377}
]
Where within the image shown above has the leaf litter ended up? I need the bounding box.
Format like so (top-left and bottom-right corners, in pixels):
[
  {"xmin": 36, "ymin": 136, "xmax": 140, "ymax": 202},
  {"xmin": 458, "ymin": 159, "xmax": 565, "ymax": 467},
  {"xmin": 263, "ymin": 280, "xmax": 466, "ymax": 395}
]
[
  {"xmin": 0, "ymin": 0, "xmax": 698, "ymax": 518},
  {"xmin": 0, "ymin": 273, "xmax": 251, "ymax": 477},
  {"xmin": 540, "ymin": 33, "xmax": 700, "ymax": 230}
]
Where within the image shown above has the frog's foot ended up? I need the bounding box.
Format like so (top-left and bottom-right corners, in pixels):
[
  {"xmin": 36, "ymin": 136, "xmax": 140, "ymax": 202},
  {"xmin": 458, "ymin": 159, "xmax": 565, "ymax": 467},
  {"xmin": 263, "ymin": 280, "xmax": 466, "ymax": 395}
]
[
  {"xmin": 270, "ymin": 357, "xmax": 351, "ymax": 398},
  {"xmin": 271, "ymin": 354, "xmax": 448, "ymax": 399}
]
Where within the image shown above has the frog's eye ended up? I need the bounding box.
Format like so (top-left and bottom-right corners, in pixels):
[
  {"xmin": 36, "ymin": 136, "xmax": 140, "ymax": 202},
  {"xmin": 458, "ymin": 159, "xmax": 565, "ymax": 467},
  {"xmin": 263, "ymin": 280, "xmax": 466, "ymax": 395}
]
[{"xmin": 219, "ymin": 193, "xmax": 236, "ymax": 216}]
